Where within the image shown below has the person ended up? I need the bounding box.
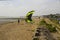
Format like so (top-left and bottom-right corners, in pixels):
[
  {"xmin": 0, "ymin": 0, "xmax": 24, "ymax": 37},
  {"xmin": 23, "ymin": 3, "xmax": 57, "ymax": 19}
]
[
  {"xmin": 38, "ymin": 17, "xmax": 40, "ymax": 19},
  {"xmin": 18, "ymin": 19, "xmax": 20, "ymax": 23}
]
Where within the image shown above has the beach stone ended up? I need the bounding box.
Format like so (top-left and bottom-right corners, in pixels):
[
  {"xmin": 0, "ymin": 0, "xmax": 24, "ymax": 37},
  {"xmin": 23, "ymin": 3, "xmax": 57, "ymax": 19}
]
[
  {"xmin": 35, "ymin": 32, "xmax": 40, "ymax": 36},
  {"xmin": 33, "ymin": 37, "xmax": 39, "ymax": 40},
  {"xmin": 36, "ymin": 30, "xmax": 41, "ymax": 33}
]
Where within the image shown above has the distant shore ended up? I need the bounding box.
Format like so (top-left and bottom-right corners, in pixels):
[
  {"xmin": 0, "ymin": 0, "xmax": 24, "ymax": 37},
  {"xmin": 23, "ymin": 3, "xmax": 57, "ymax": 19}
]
[{"xmin": 0, "ymin": 18, "xmax": 18, "ymax": 25}]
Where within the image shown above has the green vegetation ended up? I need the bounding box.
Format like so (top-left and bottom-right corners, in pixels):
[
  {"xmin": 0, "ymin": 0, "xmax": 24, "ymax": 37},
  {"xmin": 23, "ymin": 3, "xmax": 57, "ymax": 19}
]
[
  {"xmin": 39, "ymin": 19, "xmax": 57, "ymax": 32},
  {"xmin": 50, "ymin": 19, "xmax": 59, "ymax": 24},
  {"xmin": 39, "ymin": 19, "xmax": 47, "ymax": 25},
  {"xmin": 46, "ymin": 24, "xmax": 57, "ymax": 32},
  {"xmin": 46, "ymin": 14, "xmax": 60, "ymax": 24}
]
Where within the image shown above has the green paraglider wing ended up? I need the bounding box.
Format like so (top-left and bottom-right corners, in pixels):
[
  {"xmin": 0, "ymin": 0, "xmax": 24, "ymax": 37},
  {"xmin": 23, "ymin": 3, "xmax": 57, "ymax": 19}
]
[
  {"xmin": 26, "ymin": 10, "xmax": 35, "ymax": 23},
  {"xmin": 26, "ymin": 10, "xmax": 35, "ymax": 17}
]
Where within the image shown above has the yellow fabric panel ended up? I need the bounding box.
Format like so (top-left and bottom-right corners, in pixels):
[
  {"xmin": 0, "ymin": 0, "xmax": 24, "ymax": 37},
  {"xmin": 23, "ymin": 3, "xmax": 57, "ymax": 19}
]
[
  {"xmin": 27, "ymin": 20, "xmax": 31, "ymax": 23},
  {"xmin": 26, "ymin": 12, "xmax": 31, "ymax": 16},
  {"xmin": 26, "ymin": 12, "xmax": 33, "ymax": 17}
]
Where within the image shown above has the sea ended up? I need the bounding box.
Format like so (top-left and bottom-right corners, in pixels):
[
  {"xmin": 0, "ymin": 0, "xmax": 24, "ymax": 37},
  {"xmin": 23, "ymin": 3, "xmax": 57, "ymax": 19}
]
[{"xmin": 0, "ymin": 18, "xmax": 18, "ymax": 24}]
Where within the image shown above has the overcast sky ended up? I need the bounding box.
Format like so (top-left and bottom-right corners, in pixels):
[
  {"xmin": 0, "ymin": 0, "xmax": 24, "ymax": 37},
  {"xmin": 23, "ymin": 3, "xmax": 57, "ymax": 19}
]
[{"xmin": 0, "ymin": 0, "xmax": 60, "ymax": 17}]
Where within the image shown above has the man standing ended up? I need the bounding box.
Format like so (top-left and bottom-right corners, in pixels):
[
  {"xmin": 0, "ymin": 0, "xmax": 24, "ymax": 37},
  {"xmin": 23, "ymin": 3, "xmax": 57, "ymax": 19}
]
[{"xmin": 18, "ymin": 19, "xmax": 20, "ymax": 23}]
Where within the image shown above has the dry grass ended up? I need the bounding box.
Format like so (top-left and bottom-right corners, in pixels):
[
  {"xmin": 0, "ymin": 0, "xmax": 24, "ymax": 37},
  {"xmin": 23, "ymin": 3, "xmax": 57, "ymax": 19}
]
[{"xmin": 44, "ymin": 18, "xmax": 60, "ymax": 40}]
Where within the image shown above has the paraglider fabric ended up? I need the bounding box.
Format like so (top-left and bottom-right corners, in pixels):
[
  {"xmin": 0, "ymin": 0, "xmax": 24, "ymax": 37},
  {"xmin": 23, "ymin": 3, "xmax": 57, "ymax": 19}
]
[{"xmin": 26, "ymin": 11, "xmax": 34, "ymax": 23}]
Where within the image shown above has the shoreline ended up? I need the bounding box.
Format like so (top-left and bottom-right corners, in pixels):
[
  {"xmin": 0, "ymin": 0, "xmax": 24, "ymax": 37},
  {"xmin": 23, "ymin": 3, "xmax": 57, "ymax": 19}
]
[{"xmin": 0, "ymin": 21, "xmax": 17, "ymax": 26}]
